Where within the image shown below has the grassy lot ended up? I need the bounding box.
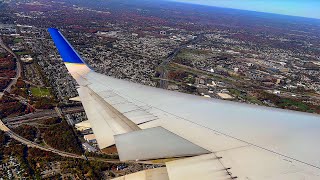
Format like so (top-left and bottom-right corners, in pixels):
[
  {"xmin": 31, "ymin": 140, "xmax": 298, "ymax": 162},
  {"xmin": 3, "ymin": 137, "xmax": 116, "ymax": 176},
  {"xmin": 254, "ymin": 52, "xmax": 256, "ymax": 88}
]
[
  {"xmin": 229, "ymin": 88, "xmax": 264, "ymax": 105},
  {"xmin": 13, "ymin": 38, "xmax": 23, "ymax": 43},
  {"xmin": 15, "ymin": 51, "xmax": 29, "ymax": 55},
  {"xmin": 170, "ymin": 63, "xmax": 234, "ymax": 83},
  {"xmin": 278, "ymin": 99, "xmax": 312, "ymax": 112},
  {"xmin": 174, "ymin": 49, "xmax": 212, "ymax": 67},
  {"xmin": 30, "ymin": 87, "xmax": 51, "ymax": 98}
]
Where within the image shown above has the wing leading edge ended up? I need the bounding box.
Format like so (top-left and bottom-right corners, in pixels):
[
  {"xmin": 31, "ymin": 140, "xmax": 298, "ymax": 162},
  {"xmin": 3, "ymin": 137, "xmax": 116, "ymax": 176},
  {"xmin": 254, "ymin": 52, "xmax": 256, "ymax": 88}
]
[{"xmin": 49, "ymin": 28, "xmax": 320, "ymax": 180}]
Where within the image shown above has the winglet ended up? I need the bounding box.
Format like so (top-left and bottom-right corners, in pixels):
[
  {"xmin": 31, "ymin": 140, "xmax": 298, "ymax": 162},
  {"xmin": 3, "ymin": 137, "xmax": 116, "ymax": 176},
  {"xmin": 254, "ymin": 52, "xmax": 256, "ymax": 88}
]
[
  {"xmin": 48, "ymin": 28, "xmax": 91, "ymax": 85},
  {"xmin": 48, "ymin": 28, "xmax": 86, "ymax": 64}
]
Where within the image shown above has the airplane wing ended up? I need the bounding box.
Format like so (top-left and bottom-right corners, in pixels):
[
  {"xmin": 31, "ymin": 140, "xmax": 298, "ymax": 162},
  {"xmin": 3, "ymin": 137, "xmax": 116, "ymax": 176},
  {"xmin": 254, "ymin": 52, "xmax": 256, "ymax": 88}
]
[{"xmin": 48, "ymin": 28, "xmax": 320, "ymax": 180}]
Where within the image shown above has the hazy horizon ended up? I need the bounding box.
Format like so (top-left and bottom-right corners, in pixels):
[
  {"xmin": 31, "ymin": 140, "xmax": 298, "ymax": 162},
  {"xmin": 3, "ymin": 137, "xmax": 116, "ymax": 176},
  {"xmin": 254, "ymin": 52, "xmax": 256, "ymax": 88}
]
[{"xmin": 170, "ymin": 0, "xmax": 320, "ymax": 19}]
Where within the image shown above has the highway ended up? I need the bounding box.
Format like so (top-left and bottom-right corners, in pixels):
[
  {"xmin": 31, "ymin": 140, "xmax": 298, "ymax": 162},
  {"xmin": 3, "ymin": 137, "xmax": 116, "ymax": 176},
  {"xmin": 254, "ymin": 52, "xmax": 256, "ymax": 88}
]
[
  {"xmin": 3, "ymin": 106, "xmax": 84, "ymax": 125},
  {"xmin": 0, "ymin": 36, "xmax": 22, "ymax": 94},
  {"xmin": 0, "ymin": 118, "xmax": 83, "ymax": 159},
  {"xmin": 159, "ymin": 34, "xmax": 204, "ymax": 89},
  {"xmin": 0, "ymin": 118, "xmax": 121, "ymax": 163},
  {"xmin": 62, "ymin": 106, "xmax": 85, "ymax": 114},
  {"xmin": 54, "ymin": 106, "xmax": 63, "ymax": 118}
]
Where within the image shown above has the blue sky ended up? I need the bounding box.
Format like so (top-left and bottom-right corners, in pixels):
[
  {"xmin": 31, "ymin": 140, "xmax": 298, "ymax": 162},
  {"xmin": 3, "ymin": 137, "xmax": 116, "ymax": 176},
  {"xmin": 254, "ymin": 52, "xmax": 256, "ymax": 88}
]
[{"xmin": 170, "ymin": 0, "xmax": 320, "ymax": 19}]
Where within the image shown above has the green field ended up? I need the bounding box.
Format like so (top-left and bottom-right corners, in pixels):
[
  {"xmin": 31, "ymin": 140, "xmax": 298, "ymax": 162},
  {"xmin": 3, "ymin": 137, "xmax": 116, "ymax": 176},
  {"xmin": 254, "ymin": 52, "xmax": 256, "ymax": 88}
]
[
  {"xmin": 278, "ymin": 99, "xmax": 311, "ymax": 112},
  {"xmin": 15, "ymin": 51, "xmax": 29, "ymax": 55},
  {"xmin": 31, "ymin": 87, "xmax": 51, "ymax": 98},
  {"xmin": 13, "ymin": 38, "xmax": 23, "ymax": 43}
]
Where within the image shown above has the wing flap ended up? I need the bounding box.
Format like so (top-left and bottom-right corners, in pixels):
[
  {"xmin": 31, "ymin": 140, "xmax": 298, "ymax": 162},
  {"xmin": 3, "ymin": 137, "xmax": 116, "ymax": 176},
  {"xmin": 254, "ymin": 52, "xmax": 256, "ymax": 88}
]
[
  {"xmin": 77, "ymin": 86, "xmax": 115, "ymax": 148},
  {"xmin": 166, "ymin": 154, "xmax": 231, "ymax": 180},
  {"xmin": 113, "ymin": 167, "xmax": 169, "ymax": 180},
  {"xmin": 114, "ymin": 127, "xmax": 210, "ymax": 161},
  {"xmin": 77, "ymin": 86, "xmax": 140, "ymax": 149},
  {"xmin": 216, "ymin": 145, "xmax": 320, "ymax": 179}
]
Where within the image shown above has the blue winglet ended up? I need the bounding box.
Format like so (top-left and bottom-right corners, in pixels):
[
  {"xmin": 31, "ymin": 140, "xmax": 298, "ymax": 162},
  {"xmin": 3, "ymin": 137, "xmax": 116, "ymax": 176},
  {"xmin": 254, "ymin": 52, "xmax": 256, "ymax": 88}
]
[{"xmin": 48, "ymin": 28, "xmax": 85, "ymax": 64}]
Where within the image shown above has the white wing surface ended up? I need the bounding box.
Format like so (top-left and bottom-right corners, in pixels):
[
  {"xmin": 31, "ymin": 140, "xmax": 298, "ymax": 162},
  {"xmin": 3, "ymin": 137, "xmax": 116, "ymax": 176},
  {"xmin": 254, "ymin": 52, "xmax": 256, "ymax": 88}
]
[{"xmin": 49, "ymin": 28, "xmax": 320, "ymax": 180}]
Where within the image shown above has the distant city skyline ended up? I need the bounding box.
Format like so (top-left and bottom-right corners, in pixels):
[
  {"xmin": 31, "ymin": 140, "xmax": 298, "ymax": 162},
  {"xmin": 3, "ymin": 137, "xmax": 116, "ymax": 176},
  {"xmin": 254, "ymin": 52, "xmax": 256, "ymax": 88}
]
[{"xmin": 170, "ymin": 0, "xmax": 320, "ymax": 19}]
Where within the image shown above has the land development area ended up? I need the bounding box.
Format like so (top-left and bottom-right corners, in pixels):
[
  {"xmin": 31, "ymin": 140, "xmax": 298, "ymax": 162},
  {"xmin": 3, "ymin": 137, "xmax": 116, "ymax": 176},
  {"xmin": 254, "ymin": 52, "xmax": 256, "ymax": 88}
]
[{"xmin": 0, "ymin": 0, "xmax": 319, "ymax": 179}]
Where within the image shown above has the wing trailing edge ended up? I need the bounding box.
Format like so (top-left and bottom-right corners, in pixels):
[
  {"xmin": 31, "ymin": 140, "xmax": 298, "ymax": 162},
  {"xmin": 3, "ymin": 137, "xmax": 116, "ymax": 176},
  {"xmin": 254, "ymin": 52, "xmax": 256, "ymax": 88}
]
[{"xmin": 115, "ymin": 127, "xmax": 210, "ymax": 161}]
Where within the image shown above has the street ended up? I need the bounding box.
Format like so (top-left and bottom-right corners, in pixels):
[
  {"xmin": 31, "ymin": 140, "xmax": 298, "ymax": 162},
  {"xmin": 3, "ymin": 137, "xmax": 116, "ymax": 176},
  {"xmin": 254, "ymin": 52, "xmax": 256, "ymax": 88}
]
[
  {"xmin": 0, "ymin": 36, "xmax": 22, "ymax": 94},
  {"xmin": 3, "ymin": 106, "xmax": 84, "ymax": 125},
  {"xmin": 0, "ymin": 118, "xmax": 121, "ymax": 163}
]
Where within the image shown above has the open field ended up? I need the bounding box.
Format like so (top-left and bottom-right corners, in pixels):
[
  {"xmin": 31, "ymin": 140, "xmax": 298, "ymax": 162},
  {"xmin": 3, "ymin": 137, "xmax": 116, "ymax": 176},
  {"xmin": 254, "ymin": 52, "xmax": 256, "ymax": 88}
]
[
  {"xmin": 15, "ymin": 51, "xmax": 29, "ymax": 55},
  {"xmin": 30, "ymin": 87, "xmax": 51, "ymax": 97},
  {"xmin": 13, "ymin": 38, "xmax": 23, "ymax": 43}
]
